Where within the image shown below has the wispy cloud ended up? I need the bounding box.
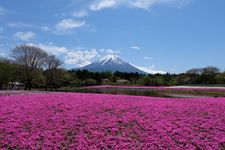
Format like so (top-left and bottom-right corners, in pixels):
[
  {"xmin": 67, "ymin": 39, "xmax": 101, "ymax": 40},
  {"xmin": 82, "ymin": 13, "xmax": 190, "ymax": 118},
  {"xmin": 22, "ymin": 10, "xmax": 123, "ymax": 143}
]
[
  {"xmin": 90, "ymin": 0, "xmax": 191, "ymax": 11},
  {"xmin": 131, "ymin": 46, "xmax": 140, "ymax": 50},
  {"xmin": 144, "ymin": 56, "xmax": 152, "ymax": 60},
  {"xmin": 8, "ymin": 22, "xmax": 33, "ymax": 28},
  {"xmin": 41, "ymin": 26, "xmax": 50, "ymax": 31},
  {"xmin": 14, "ymin": 31, "xmax": 36, "ymax": 41},
  {"xmin": 0, "ymin": 6, "xmax": 7, "ymax": 16},
  {"xmin": 72, "ymin": 10, "xmax": 88, "ymax": 17},
  {"xmin": 99, "ymin": 48, "xmax": 120, "ymax": 56},
  {"xmin": 55, "ymin": 19, "xmax": 86, "ymax": 32},
  {"xmin": 90, "ymin": 0, "xmax": 117, "ymax": 11}
]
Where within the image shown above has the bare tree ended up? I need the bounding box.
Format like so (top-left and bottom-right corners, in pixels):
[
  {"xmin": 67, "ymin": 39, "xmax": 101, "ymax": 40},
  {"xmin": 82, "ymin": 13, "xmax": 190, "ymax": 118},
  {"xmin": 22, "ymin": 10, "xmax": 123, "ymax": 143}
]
[
  {"xmin": 11, "ymin": 44, "xmax": 48, "ymax": 90},
  {"xmin": 186, "ymin": 66, "xmax": 220, "ymax": 75},
  {"xmin": 203, "ymin": 66, "xmax": 220, "ymax": 74},
  {"xmin": 44, "ymin": 55, "xmax": 63, "ymax": 91},
  {"xmin": 186, "ymin": 68, "xmax": 204, "ymax": 75}
]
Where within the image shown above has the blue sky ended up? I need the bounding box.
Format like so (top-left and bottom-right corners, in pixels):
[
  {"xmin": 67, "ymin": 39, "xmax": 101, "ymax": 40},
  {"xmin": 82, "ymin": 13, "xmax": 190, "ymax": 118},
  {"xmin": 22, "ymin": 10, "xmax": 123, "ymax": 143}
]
[{"xmin": 0, "ymin": 0, "xmax": 225, "ymax": 74}]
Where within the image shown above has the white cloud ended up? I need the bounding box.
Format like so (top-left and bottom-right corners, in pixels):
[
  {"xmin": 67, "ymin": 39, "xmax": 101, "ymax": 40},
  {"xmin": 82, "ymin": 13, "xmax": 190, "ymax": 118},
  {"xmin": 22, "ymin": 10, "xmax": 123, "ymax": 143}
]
[
  {"xmin": 14, "ymin": 31, "xmax": 36, "ymax": 41},
  {"xmin": 55, "ymin": 19, "xmax": 86, "ymax": 32},
  {"xmin": 144, "ymin": 56, "xmax": 152, "ymax": 60},
  {"xmin": 27, "ymin": 43, "xmax": 68, "ymax": 55},
  {"xmin": 8, "ymin": 22, "xmax": 33, "ymax": 28},
  {"xmin": 131, "ymin": 46, "xmax": 140, "ymax": 50},
  {"xmin": 131, "ymin": 64, "xmax": 166, "ymax": 74},
  {"xmin": 72, "ymin": 10, "xmax": 88, "ymax": 17},
  {"xmin": 90, "ymin": 0, "xmax": 191, "ymax": 11},
  {"xmin": 65, "ymin": 49, "xmax": 98, "ymax": 67},
  {"xmin": 0, "ymin": 6, "xmax": 7, "ymax": 16}
]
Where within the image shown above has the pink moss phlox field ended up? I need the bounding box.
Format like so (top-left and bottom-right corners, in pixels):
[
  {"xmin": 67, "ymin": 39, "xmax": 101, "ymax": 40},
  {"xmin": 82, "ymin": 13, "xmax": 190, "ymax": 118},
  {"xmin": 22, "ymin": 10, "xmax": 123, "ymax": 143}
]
[
  {"xmin": 88, "ymin": 85, "xmax": 225, "ymax": 92},
  {"xmin": 1, "ymin": 93, "xmax": 225, "ymax": 149}
]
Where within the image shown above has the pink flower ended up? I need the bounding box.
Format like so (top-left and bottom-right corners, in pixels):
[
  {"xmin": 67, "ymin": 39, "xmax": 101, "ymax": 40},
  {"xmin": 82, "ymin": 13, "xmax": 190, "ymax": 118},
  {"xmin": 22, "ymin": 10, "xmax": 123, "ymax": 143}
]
[{"xmin": 0, "ymin": 93, "xmax": 225, "ymax": 149}]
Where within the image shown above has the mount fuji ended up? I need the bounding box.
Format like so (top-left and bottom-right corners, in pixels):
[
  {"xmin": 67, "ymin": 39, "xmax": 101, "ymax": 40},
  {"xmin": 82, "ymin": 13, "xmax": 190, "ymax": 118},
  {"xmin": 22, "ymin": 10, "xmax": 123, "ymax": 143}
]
[{"xmin": 75, "ymin": 55, "xmax": 148, "ymax": 74}]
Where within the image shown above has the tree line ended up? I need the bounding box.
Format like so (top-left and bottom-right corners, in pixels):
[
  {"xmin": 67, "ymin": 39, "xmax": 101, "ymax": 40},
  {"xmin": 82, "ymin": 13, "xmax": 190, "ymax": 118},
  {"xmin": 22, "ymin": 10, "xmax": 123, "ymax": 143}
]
[{"xmin": 0, "ymin": 44, "xmax": 225, "ymax": 90}]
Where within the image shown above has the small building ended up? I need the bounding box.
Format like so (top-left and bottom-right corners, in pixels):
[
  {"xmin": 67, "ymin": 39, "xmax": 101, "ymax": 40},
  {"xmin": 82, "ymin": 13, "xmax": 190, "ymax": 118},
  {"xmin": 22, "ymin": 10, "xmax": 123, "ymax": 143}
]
[{"xmin": 8, "ymin": 82, "xmax": 23, "ymax": 90}]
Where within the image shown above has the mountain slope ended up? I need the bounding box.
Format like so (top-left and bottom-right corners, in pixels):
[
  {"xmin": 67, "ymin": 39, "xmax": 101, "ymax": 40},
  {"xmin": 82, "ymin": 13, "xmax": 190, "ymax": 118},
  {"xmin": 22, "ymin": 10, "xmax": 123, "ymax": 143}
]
[{"xmin": 76, "ymin": 55, "xmax": 147, "ymax": 74}]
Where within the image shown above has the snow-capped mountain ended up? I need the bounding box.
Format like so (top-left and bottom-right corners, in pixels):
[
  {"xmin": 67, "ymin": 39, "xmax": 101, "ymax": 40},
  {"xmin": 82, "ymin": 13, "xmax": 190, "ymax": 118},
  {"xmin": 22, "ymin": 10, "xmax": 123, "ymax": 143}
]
[{"xmin": 75, "ymin": 55, "xmax": 147, "ymax": 74}]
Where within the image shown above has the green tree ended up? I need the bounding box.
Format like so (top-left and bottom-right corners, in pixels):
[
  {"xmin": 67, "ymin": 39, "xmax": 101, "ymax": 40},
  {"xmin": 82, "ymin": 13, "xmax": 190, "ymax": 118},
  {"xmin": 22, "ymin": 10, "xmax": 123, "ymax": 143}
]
[
  {"xmin": 71, "ymin": 79, "xmax": 82, "ymax": 87},
  {"xmin": 32, "ymin": 70, "xmax": 46, "ymax": 88},
  {"xmin": 0, "ymin": 59, "xmax": 13, "ymax": 89},
  {"xmin": 83, "ymin": 78, "xmax": 97, "ymax": 86}
]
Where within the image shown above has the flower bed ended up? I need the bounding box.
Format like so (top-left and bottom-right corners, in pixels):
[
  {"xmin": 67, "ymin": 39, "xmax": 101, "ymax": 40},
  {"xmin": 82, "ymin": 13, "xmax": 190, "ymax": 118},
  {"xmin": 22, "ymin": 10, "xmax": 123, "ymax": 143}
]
[{"xmin": 1, "ymin": 93, "xmax": 225, "ymax": 149}]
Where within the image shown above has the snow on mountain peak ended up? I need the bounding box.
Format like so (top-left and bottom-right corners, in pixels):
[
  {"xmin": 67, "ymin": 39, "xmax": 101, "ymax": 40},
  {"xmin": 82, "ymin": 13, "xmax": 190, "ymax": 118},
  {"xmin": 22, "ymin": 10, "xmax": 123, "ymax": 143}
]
[{"xmin": 98, "ymin": 55, "xmax": 124, "ymax": 65}]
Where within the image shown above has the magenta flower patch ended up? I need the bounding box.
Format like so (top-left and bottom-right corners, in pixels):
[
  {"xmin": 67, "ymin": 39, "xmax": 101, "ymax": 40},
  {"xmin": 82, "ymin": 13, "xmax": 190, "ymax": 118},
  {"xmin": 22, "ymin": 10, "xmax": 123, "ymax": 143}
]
[{"xmin": 1, "ymin": 93, "xmax": 225, "ymax": 149}]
